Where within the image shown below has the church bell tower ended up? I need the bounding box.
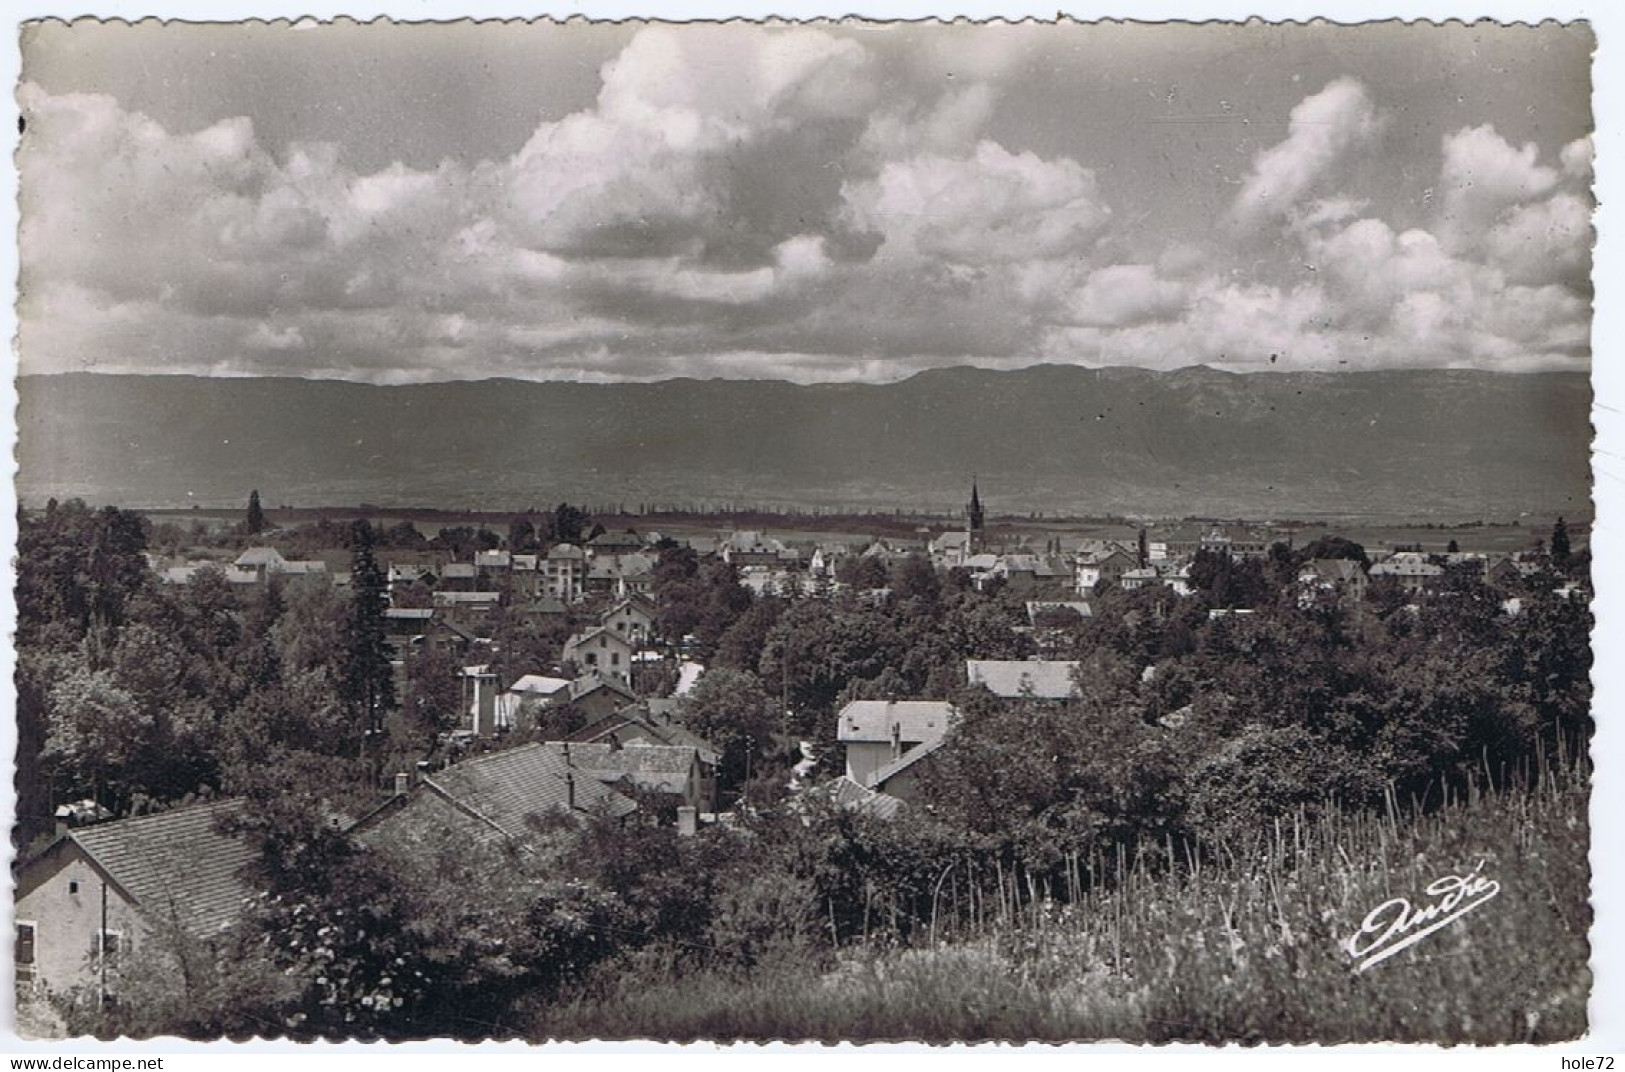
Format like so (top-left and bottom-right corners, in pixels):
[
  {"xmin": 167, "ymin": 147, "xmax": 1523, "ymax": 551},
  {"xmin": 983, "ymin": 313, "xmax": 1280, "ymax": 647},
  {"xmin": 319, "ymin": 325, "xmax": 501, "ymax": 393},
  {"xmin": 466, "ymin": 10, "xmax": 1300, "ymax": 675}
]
[{"xmin": 967, "ymin": 479, "xmax": 985, "ymax": 552}]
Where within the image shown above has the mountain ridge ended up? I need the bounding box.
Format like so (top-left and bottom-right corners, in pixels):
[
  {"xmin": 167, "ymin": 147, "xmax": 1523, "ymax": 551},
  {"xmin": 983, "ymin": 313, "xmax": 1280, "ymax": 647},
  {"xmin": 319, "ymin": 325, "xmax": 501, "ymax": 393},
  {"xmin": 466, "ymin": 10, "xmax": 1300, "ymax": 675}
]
[{"xmin": 16, "ymin": 367, "xmax": 1592, "ymax": 521}]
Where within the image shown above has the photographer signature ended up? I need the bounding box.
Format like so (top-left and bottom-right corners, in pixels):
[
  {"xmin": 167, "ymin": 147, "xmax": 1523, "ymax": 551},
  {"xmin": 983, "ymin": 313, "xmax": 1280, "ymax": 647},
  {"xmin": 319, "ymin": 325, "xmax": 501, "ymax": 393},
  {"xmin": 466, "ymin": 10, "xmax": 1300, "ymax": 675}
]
[{"xmin": 1347, "ymin": 860, "xmax": 1501, "ymax": 973}]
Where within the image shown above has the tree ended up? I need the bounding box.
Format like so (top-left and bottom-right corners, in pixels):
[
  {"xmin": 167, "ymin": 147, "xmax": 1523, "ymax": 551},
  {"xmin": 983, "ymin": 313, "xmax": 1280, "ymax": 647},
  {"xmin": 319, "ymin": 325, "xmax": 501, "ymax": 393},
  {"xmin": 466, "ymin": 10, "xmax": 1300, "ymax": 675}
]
[
  {"xmin": 245, "ymin": 490, "xmax": 266, "ymax": 535},
  {"xmin": 550, "ymin": 503, "xmax": 592, "ymax": 545},
  {"xmin": 401, "ymin": 644, "xmax": 464, "ymax": 752},
  {"xmin": 508, "ymin": 515, "xmax": 538, "ymax": 553},
  {"xmin": 340, "ymin": 522, "xmax": 395, "ymax": 769},
  {"xmin": 1297, "ymin": 534, "xmax": 1369, "ymax": 567},
  {"xmin": 1551, "ymin": 517, "xmax": 1571, "ymax": 570},
  {"xmin": 677, "ymin": 667, "xmax": 777, "ymax": 794}
]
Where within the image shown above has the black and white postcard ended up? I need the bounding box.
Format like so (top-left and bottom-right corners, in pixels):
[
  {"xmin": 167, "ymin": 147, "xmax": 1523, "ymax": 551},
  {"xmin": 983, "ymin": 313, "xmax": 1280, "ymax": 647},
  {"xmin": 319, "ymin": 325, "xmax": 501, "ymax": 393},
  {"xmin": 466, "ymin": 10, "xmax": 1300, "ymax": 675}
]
[{"xmin": 6, "ymin": 6, "xmax": 1617, "ymax": 1058}]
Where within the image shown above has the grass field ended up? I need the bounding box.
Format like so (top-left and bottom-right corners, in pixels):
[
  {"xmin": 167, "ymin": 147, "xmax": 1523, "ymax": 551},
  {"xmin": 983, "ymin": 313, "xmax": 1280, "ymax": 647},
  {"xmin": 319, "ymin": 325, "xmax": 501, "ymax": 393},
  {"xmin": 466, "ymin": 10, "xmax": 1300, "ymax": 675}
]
[{"xmin": 531, "ymin": 757, "xmax": 1591, "ymax": 1044}]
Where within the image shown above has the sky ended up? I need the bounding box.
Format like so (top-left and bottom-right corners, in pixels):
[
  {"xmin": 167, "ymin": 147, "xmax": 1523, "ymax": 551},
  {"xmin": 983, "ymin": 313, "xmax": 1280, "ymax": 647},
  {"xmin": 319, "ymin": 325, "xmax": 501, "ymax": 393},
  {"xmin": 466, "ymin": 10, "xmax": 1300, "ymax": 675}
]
[{"xmin": 16, "ymin": 19, "xmax": 1596, "ymax": 384}]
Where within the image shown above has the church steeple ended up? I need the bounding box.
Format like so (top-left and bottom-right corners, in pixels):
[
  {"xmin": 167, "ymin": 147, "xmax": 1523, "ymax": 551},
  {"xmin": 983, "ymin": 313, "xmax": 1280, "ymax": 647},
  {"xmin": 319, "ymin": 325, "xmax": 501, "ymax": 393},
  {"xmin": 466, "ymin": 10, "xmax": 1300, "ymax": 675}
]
[{"xmin": 967, "ymin": 478, "xmax": 985, "ymax": 549}]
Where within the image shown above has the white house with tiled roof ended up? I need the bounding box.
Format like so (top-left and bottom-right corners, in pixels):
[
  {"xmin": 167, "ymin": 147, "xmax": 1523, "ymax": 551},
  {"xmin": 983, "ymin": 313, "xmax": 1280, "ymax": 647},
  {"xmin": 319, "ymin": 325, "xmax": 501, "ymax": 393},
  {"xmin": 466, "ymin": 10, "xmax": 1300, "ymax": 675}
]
[
  {"xmin": 563, "ymin": 625, "xmax": 635, "ymax": 683},
  {"xmin": 14, "ymin": 801, "xmax": 254, "ymax": 999},
  {"xmin": 836, "ymin": 700, "xmax": 955, "ymax": 788}
]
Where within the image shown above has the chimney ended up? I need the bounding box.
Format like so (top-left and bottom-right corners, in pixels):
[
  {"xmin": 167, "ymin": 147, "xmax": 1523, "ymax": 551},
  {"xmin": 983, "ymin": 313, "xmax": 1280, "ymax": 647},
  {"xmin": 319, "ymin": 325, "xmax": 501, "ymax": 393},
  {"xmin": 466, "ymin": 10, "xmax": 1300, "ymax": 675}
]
[
  {"xmin": 565, "ymin": 771, "xmax": 576, "ymax": 810},
  {"xmin": 474, "ymin": 672, "xmax": 497, "ymax": 737},
  {"xmin": 891, "ymin": 721, "xmax": 902, "ymax": 760},
  {"xmin": 562, "ymin": 741, "xmax": 571, "ymax": 766},
  {"xmin": 677, "ymin": 806, "xmax": 698, "ymax": 837},
  {"xmin": 394, "ymin": 772, "xmax": 410, "ymax": 797}
]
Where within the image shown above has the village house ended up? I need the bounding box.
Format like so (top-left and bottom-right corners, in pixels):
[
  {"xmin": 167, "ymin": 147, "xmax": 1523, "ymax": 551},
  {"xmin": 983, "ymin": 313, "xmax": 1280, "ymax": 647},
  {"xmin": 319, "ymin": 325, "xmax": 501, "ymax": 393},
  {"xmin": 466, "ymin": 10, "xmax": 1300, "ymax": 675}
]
[
  {"xmin": 563, "ymin": 625, "xmax": 636, "ymax": 683},
  {"xmin": 862, "ymin": 736, "xmax": 945, "ymax": 804},
  {"xmin": 598, "ymin": 597, "xmax": 658, "ymax": 643},
  {"xmin": 721, "ymin": 531, "xmax": 788, "ymax": 568},
  {"xmin": 501, "ymin": 673, "xmax": 574, "ymax": 727},
  {"xmin": 966, "ymin": 659, "xmax": 1080, "ymax": 701},
  {"xmin": 545, "ymin": 741, "xmax": 716, "ymax": 816},
  {"xmin": 1298, "ymin": 558, "xmax": 1370, "ymax": 608},
  {"xmin": 568, "ymin": 673, "xmax": 641, "ymax": 723},
  {"xmin": 509, "ymin": 553, "xmax": 541, "ymax": 598},
  {"xmin": 544, "ymin": 543, "xmax": 587, "ymax": 603},
  {"xmin": 1370, "ymin": 551, "xmax": 1445, "ymax": 593},
  {"xmin": 836, "ymin": 700, "xmax": 955, "ymax": 788},
  {"xmin": 473, "ymin": 550, "xmax": 512, "ymax": 590},
  {"xmin": 15, "ymin": 801, "xmax": 255, "ymax": 1000},
  {"xmin": 566, "ymin": 701, "xmax": 721, "ymax": 766},
  {"xmin": 437, "ymin": 562, "xmax": 480, "ymax": 593},
  {"xmin": 929, "ymin": 530, "xmax": 974, "ymax": 569},
  {"xmin": 387, "ymin": 561, "xmax": 439, "ymax": 600},
  {"xmin": 156, "ymin": 562, "xmax": 261, "ymax": 587},
  {"xmin": 1075, "ymin": 546, "xmax": 1138, "ymax": 591},
  {"xmin": 351, "ymin": 744, "xmax": 637, "ymax": 857},
  {"xmin": 584, "ymin": 552, "xmax": 659, "ymax": 599},
  {"xmin": 233, "ymin": 546, "xmax": 330, "ymax": 583},
  {"xmin": 588, "ymin": 529, "xmax": 645, "ymax": 555}
]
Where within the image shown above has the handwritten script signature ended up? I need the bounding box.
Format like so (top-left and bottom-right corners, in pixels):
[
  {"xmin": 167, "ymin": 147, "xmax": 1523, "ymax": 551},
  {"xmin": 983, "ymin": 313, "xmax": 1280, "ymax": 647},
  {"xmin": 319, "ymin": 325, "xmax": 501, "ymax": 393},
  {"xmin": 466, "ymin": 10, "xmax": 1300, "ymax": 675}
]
[{"xmin": 1346, "ymin": 860, "xmax": 1501, "ymax": 972}]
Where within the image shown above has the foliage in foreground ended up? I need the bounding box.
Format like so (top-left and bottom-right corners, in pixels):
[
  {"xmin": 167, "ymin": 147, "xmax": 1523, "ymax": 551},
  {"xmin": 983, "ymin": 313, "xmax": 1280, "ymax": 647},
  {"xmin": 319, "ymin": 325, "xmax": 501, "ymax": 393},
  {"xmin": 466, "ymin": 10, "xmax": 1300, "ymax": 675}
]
[{"xmin": 529, "ymin": 761, "xmax": 1591, "ymax": 1044}]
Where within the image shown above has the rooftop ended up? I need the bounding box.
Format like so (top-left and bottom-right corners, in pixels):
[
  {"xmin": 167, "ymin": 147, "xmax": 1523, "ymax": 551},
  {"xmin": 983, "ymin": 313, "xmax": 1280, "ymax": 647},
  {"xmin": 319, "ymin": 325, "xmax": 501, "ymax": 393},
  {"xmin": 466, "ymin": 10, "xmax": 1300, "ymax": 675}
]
[
  {"xmin": 966, "ymin": 659, "xmax": 1080, "ymax": 700},
  {"xmin": 66, "ymin": 800, "xmax": 255, "ymax": 936},
  {"xmin": 837, "ymin": 700, "xmax": 955, "ymax": 744}
]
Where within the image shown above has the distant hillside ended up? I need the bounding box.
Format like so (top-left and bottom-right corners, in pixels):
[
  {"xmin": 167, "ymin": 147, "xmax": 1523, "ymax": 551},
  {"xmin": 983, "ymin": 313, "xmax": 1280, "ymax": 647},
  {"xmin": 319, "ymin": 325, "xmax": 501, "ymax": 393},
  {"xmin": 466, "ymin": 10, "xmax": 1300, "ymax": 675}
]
[{"xmin": 15, "ymin": 366, "xmax": 1592, "ymax": 521}]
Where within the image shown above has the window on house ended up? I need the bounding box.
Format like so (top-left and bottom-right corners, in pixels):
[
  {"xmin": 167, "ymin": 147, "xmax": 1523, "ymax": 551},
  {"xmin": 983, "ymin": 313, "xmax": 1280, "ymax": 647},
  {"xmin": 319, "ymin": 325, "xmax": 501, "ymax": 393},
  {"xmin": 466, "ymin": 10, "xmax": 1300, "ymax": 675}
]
[
  {"xmin": 97, "ymin": 929, "xmax": 123, "ymax": 966},
  {"xmin": 16, "ymin": 923, "xmax": 36, "ymax": 976},
  {"xmin": 68, "ymin": 880, "xmax": 79, "ymax": 894}
]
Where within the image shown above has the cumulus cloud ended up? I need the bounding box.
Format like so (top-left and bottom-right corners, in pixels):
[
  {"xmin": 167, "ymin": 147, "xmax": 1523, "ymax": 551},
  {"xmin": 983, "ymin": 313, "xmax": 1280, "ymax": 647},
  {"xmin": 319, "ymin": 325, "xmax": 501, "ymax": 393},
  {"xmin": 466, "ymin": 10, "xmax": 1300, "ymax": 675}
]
[
  {"xmin": 843, "ymin": 140, "xmax": 1110, "ymax": 264},
  {"xmin": 1230, "ymin": 78, "xmax": 1385, "ymax": 231},
  {"xmin": 1062, "ymin": 265, "xmax": 1190, "ymax": 328},
  {"xmin": 16, "ymin": 34, "xmax": 1593, "ymax": 383},
  {"xmin": 1436, "ymin": 124, "xmax": 1560, "ymax": 255}
]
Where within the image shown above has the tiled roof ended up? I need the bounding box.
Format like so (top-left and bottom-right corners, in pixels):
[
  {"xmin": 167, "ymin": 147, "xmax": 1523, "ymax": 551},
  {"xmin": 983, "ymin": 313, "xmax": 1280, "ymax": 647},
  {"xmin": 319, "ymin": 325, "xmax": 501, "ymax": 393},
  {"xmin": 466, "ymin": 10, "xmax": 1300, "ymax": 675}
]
[
  {"xmin": 548, "ymin": 543, "xmax": 586, "ymax": 561},
  {"xmin": 564, "ymin": 742, "xmax": 698, "ymax": 775},
  {"xmin": 422, "ymin": 743, "xmax": 637, "ymax": 841},
  {"xmin": 234, "ymin": 547, "xmax": 286, "ymax": 568},
  {"xmin": 837, "ymin": 700, "xmax": 955, "ymax": 744},
  {"xmin": 69, "ymin": 801, "xmax": 255, "ymax": 936},
  {"xmin": 826, "ymin": 776, "xmax": 905, "ymax": 821},
  {"xmin": 867, "ymin": 736, "xmax": 946, "ymax": 790},
  {"xmin": 566, "ymin": 626, "xmax": 631, "ymax": 650},
  {"xmin": 1026, "ymin": 601, "xmax": 1093, "ymax": 624},
  {"xmin": 441, "ymin": 563, "xmax": 478, "ymax": 579},
  {"xmin": 1371, "ymin": 559, "xmax": 1443, "ymax": 578},
  {"xmin": 966, "ymin": 659, "xmax": 1079, "ymax": 699},
  {"xmin": 508, "ymin": 674, "xmax": 572, "ymax": 696},
  {"xmin": 570, "ymin": 673, "xmax": 638, "ymax": 703}
]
